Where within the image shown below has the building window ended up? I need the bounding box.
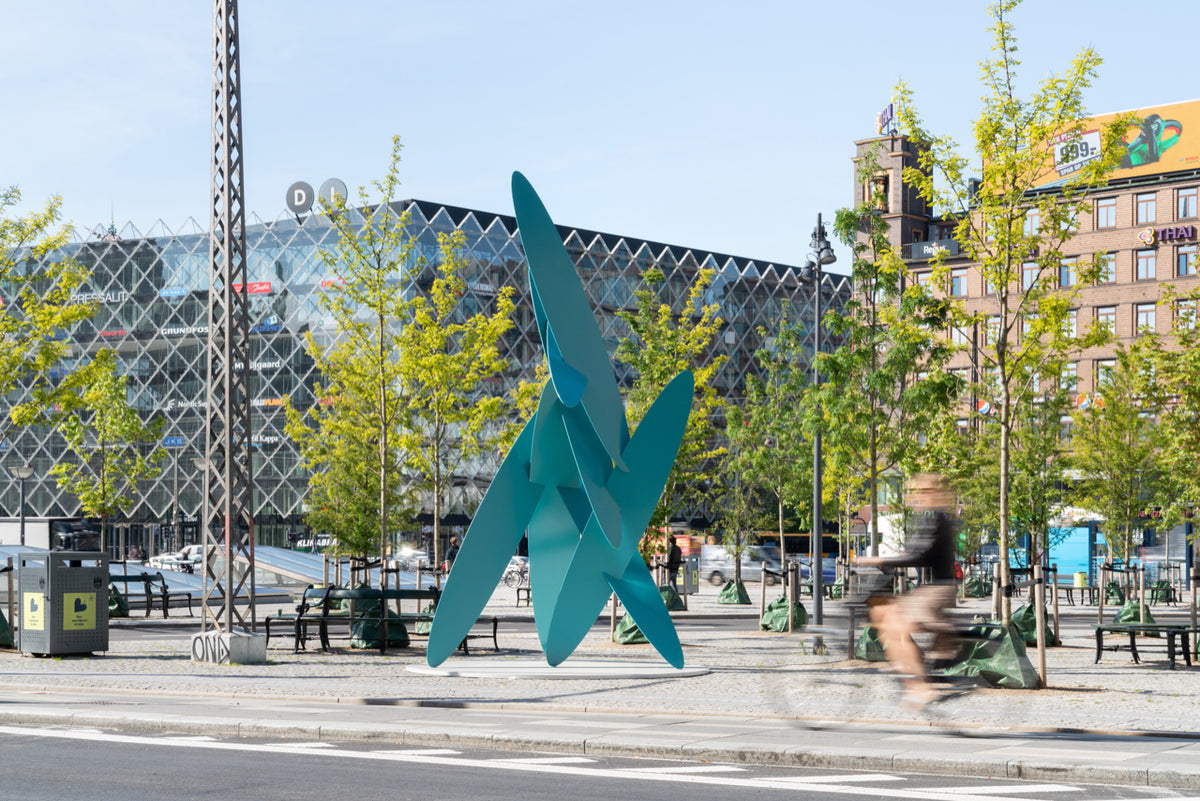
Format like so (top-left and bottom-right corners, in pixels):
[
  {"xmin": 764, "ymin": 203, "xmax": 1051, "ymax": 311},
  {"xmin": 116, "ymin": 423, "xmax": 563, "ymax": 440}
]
[
  {"xmin": 1096, "ymin": 305, "xmax": 1116, "ymax": 334},
  {"xmin": 1061, "ymin": 361, "xmax": 1078, "ymax": 390},
  {"xmin": 950, "ymin": 268, "xmax": 968, "ymax": 297},
  {"xmin": 1098, "ymin": 252, "xmax": 1116, "ymax": 283},
  {"xmin": 1060, "ymin": 416, "xmax": 1074, "ymax": 444},
  {"xmin": 1023, "ymin": 208, "xmax": 1040, "ymax": 236},
  {"xmin": 1136, "ymin": 249, "xmax": 1156, "ymax": 281},
  {"xmin": 870, "ymin": 175, "xmax": 889, "ymax": 212},
  {"xmin": 1178, "ymin": 299, "xmax": 1197, "ymax": 330},
  {"xmin": 951, "ymin": 326, "xmax": 970, "ymax": 346},
  {"xmin": 915, "ymin": 271, "xmax": 931, "ymax": 287},
  {"xmin": 986, "ymin": 315, "xmax": 1001, "ymax": 345},
  {"xmin": 1179, "ymin": 187, "xmax": 1198, "ymax": 220},
  {"xmin": 1136, "ymin": 302, "xmax": 1156, "ymax": 333},
  {"xmin": 1096, "ymin": 197, "xmax": 1117, "ymax": 228},
  {"xmin": 1022, "ymin": 261, "xmax": 1038, "ymax": 290},
  {"xmin": 1097, "ymin": 358, "xmax": 1116, "ymax": 387},
  {"xmin": 1059, "ymin": 257, "xmax": 1077, "ymax": 288},
  {"xmin": 1063, "ymin": 309, "xmax": 1077, "ymax": 338},
  {"xmin": 1179, "ymin": 244, "xmax": 1198, "ymax": 277},
  {"xmin": 1060, "ymin": 207, "xmax": 1078, "ymax": 233},
  {"xmin": 956, "ymin": 419, "xmax": 970, "ymax": 435},
  {"xmin": 1136, "ymin": 192, "xmax": 1157, "ymax": 224}
]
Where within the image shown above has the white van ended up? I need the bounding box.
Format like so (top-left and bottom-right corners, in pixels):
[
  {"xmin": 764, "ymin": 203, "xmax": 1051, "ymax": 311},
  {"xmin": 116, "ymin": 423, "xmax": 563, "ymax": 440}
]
[{"xmin": 698, "ymin": 544, "xmax": 781, "ymax": 585}]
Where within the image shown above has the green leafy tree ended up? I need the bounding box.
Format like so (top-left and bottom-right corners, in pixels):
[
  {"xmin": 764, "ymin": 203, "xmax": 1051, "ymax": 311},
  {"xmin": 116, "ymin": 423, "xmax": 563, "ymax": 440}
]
[
  {"xmin": 1071, "ymin": 345, "xmax": 1171, "ymax": 565},
  {"xmin": 1140, "ymin": 289, "xmax": 1200, "ymax": 536},
  {"xmin": 48, "ymin": 349, "xmax": 163, "ymax": 552},
  {"xmin": 616, "ymin": 267, "xmax": 727, "ymax": 553},
  {"xmin": 726, "ymin": 312, "xmax": 812, "ymax": 565},
  {"xmin": 285, "ymin": 136, "xmax": 418, "ymax": 567},
  {"xmin": 0, "ymin": 187, "xmax": 94, "ymax": 439},
  {"xmin": 395, "ymin": 228, "xmax": 518, "ymax": 572},
  {"xmin": 284, "ymin": 363, "xmax": 409, "ymax": 560},
  {"xmin": 827, "ymin": 146, "xmax": 960, "ymax": 556},
  {"xmin": 894, "ymin": 0, "xmax": 1128, "ymax": 621}
]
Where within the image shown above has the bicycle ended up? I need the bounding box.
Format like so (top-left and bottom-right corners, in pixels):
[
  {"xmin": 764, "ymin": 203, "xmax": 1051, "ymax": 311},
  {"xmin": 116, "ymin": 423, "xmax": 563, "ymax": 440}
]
[{"xmin": 501, "ymin": 557, "xmax": 529, "ymax": 588}]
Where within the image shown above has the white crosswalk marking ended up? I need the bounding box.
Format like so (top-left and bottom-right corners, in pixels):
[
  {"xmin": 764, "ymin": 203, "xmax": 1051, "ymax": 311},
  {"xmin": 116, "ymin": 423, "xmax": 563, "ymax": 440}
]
[
  {"xmin": 936, "ymin": 785, "xmax": 1080, "ymax": 795},
  {"xmin": 771, "ymin": 774, "xmax": 905, "ymax": 784},
  {"xmin": 621, "ymin": 765, "xmax": 746, "ymax": 774},
  {"xmin": 491, "ymin": 756, "xmax": 595, "ymax": 765},
  {"xmin": 0, "ymin": 726, "xmax": 1089, "ymax": 801}
]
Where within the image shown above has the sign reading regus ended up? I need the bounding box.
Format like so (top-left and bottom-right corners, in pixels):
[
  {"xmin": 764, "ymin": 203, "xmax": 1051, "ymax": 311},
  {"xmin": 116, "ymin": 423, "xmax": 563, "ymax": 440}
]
[{"xmin": 1037, "ymin": 99, "xmax": 1200, "ymax": 188}]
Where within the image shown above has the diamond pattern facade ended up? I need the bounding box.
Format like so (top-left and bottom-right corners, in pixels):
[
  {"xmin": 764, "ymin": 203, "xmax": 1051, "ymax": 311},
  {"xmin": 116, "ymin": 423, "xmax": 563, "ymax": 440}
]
[{"xmin": 2, "ymin": 202, "xmax": 850, "ymax": 550}]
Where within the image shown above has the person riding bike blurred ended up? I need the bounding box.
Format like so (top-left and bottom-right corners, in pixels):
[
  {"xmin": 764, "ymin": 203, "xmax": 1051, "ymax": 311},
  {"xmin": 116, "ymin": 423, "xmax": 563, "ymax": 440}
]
[{"xmin": 855, "ymin": 472, "xmax": 960, "ymax": 710}]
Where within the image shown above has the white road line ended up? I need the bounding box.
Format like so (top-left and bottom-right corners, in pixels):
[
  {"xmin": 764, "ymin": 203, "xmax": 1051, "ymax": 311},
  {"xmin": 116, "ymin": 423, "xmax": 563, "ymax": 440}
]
[
  {"xmin": 272, "ymin": 741, "xmax": 337, "ymax": 749},
  {"xmin": 372, "ymin": 748, "xmax": 461, "ymax": 755},
  {"xmin": 491, "ymin": 757, "xmax": 596, "ymax": 765},
  {"xmin": 935, "ymin": 785, "xmax": 1080, "ymax": 795},
  {"xmin": 770, "ymin": 774, "xmax": 905, "ymax": 784},
  {"xmin": 620, "ymin": 765, "xmax": 746, "ymax": 774},
  {"xmin": 0, "ymin": 725, "xmax": 1076, "ymax": 801}
]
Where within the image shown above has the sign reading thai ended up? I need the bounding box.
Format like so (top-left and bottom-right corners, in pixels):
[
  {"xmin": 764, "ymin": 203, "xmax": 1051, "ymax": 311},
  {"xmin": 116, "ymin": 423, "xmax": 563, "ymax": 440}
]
[{"xmin": 1138, "ymin": 225, "xmax": 1196, "ymax": 246}]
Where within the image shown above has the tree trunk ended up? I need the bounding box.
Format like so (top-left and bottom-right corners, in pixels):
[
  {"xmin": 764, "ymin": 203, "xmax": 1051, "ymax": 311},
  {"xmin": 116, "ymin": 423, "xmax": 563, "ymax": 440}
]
[{"xmin": 999, "ymin": 391, "xmax": 1013, "ymax": 625}]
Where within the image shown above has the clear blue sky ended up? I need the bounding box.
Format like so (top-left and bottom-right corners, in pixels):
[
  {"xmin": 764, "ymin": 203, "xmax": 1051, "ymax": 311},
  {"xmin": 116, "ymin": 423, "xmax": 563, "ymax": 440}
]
[{"xmin": 3, "ymin": 1, "xmax": 1193, "ymax": 273}]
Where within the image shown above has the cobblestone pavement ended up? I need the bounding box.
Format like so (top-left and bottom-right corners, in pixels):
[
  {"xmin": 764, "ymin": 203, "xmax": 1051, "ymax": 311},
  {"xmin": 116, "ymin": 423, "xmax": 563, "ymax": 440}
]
[{"xmin": 2, "ymin": 583, "xmax": 1197, "ymax": 735}]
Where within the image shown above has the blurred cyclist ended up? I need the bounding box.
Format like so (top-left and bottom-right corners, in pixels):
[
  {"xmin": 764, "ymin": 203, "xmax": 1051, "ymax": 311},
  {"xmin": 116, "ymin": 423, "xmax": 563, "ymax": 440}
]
[{"xmin": 855, "ymin": 472, "xmax": 960, "ymax": 710}]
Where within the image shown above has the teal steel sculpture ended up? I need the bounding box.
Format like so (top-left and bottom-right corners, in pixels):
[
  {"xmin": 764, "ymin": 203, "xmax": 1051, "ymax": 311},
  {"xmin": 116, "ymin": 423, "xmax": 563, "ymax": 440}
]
[{"xmin": 426, "ymin": 172, "xmax": 694, "ymax": 669}]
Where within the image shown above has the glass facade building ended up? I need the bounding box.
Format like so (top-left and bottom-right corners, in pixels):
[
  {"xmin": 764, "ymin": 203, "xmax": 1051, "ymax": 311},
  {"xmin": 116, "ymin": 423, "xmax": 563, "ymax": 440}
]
[{"xmin": 1, "ymin": 201, "xmax": 850, "ymax": 551}]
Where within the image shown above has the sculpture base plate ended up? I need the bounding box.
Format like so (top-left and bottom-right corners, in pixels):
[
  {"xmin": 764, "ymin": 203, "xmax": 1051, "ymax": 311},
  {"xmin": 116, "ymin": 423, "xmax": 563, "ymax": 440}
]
[{"xmin": 408, "ymin": 658, "xmax": 709, "ymax": 680}]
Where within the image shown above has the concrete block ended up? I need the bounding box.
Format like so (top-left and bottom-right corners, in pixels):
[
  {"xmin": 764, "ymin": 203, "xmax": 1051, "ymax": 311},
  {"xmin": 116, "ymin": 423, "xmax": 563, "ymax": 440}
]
[{"xmin": 190, "ymin": 629, "xmax": 267, "ymax": 665}]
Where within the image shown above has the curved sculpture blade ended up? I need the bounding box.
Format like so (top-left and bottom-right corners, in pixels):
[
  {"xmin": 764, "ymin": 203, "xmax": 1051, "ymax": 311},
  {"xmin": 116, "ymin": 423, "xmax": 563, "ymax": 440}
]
[{"xmin": 427, "ymin": 419, "xmax": 540, "ymax": 667}]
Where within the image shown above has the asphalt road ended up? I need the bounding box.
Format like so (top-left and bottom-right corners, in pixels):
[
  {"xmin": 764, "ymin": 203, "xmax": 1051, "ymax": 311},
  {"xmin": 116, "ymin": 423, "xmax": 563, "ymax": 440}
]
[{"xmin": 0, "ymin": 724, "xmax": 1178, "ymax": 801}]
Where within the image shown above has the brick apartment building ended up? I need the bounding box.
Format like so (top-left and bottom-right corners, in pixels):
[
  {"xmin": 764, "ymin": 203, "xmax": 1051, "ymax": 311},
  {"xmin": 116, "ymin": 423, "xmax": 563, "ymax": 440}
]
[{"xmin": 854, "ymin": 99, "xmax": 1200, "ymax": 408}]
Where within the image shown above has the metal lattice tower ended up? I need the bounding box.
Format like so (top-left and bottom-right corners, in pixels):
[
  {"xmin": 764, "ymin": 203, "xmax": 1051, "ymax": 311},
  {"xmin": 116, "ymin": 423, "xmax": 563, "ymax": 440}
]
[{"xmin": 202, "ymin": 0, "xmax": 255, "ymax": 632}]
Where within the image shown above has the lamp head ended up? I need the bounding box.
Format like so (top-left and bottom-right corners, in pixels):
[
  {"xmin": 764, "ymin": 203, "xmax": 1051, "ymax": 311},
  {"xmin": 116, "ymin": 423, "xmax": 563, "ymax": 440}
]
[{"xmin": 10, "ymin": 464, "xmax": 34, "ymax": 481}]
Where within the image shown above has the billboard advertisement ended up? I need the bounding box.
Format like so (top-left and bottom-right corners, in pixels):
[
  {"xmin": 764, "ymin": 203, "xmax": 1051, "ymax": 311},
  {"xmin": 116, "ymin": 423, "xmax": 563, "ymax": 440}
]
[{"xmin": 1036, "ymin": 99, "xmax": 1200, "ymax": 188}]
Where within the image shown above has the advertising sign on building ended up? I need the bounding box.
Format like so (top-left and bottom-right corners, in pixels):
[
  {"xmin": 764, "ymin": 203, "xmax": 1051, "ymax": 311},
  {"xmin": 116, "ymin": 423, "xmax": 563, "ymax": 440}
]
[{"xmin": 1037, "ymin": 99, "xmax": 1200, "ymax": 188}]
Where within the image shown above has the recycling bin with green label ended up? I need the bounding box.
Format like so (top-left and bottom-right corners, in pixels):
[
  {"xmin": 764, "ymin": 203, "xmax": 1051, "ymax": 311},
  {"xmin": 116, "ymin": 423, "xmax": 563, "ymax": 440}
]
[{"xmin": 18, "ymin": 551, "xmax": 109, "ymax": 656}]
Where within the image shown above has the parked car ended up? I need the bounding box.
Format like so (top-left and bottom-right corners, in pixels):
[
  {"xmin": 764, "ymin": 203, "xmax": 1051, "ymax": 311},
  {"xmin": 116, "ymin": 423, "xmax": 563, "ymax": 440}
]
[
  {"xmin": 699, "ymin": 544, "xmax": 782, "ymax": 586},
  {"xmin": 149, "ymin": 544, "xmax": 203, "ymax": 573},
  {"xmin": 789, "ymin": 555, "xmax": 838, "ymax": 586}
]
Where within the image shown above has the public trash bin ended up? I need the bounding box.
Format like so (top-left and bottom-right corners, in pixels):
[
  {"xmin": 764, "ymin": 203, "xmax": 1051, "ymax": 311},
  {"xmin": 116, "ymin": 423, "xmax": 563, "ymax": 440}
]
[
  {"xmin": 18, "ymin": 551, "xmax": 109, "ymax": 656},
  {"xmin": 1073, "ymin": 572, "xmax": 1088, "ymax": 588},
  {"xmin": 682, "ymin": 554, "xmax": 700, "ymax": 595}
]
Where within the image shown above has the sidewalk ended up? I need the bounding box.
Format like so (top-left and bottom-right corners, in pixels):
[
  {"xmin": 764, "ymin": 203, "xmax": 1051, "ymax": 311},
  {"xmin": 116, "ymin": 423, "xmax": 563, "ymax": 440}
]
[{"xmin": 2, "ymin": 582, "xmax": 1199, "ymax": 790}]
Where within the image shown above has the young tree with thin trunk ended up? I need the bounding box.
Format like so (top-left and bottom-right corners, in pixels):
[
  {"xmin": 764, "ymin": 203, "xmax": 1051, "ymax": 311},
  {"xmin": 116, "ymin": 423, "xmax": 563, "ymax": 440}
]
[
  {"xmin": 827, "ymin": 146, "xmax": 959, "ymax": 558},
  {"xmin": 1071, "ymin": 345, "xmax": 1170, "ymax": 566},
  {"xmin": 287, "ymin": 137, "xmax": 418, "ymax": 574},
  {"xmin": 726, "ymin": 310, "xmax": 812, "ymax": 567},
  {"xmin": 894, "ymin": 0, "xmax": 1128, "ymax": 622},
  {"xmin": 47, "ymin": 349, "xmax": 164, "ymax": 554},
  {"xmin": 395, "ymin": 228, "xmax": 518, "ymax": 575},
  {"xmin": 616, "ymin": 267, "xmax": 726, "ymax": 554}
]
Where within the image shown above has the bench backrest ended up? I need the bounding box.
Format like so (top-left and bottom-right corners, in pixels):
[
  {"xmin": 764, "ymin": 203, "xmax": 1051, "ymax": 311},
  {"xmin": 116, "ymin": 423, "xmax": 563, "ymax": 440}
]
[{"xmin": 301, "ymin": 585, "xmax": 440, "ymax": 613}]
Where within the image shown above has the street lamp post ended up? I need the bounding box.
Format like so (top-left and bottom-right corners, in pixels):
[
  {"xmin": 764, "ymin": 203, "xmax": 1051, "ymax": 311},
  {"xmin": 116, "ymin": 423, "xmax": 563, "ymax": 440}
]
[
  {"xmin": 801, "ymin": 214, "xmax": 836, "ymax": 637},
  {"xmin": 9, "ymin": 464, "xmax": 35, "ymax": 548}
]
